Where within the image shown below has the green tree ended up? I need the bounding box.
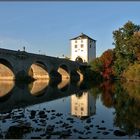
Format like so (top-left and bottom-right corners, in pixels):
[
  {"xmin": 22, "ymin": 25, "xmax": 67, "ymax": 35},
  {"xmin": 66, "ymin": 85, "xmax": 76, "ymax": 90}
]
[
  {"xmin": 90, "ymin": 57, "xmax": 103, "ymax": 73},
  {"xmin": 131, "ymin": 31, "xmax": 140, "ymax": 61},
  {"xmin": 113, "ymin": 21, "xmax": 140, "ymax": 77}
]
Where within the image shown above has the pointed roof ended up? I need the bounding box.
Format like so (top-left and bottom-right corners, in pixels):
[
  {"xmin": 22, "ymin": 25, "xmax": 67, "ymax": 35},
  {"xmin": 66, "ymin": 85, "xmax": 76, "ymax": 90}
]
[{"xmin": 70, "ymin": 33, "xmax": 96, "ymax": 41}]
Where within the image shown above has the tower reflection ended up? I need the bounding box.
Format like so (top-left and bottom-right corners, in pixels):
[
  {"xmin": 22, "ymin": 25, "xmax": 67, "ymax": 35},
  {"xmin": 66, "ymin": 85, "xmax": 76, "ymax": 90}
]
[{"xmin": 71, "ymin": 91, "xmax": 96, "ymax": 119}]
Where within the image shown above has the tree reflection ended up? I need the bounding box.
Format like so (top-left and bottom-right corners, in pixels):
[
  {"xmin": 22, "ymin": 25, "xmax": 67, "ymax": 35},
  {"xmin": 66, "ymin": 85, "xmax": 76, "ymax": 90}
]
[
  {"xmin": 98, "ymin": 80, "xmax": 140, "ymax": 136},
  {"xmin": 100, "ymin": 80, "xmax": 115, "ymax": 108},
  {"xmin": 113, "ymin": 81, "xmax": 140, "ymax": 136}
]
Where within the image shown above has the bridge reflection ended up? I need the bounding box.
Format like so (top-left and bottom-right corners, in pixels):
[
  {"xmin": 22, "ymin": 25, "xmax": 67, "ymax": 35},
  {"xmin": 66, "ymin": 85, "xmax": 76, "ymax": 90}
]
[
  {"xmin": 0, "ymin": 80, "xmax": 15, "ymax": 98},
  {"xmin": 0, "ymin": 79, "xmax": 89, "ymax": 113},
  {"xmin": 57, "ymin": 79, "xmax": 70, "ymax": 90},
  {"xmin": 29, "ymin": 79, "xmax": 49, "ymax": 96},
  {"xmin": 0, "ymin": 62, "xmax": 15, "ymax": 80}
]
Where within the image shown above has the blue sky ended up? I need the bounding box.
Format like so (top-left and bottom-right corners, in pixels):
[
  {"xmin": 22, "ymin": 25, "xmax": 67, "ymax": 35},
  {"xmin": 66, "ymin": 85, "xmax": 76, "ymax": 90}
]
[{"xmin": 0, "ymin": 2, "xmax": 140, "ymax": 57}]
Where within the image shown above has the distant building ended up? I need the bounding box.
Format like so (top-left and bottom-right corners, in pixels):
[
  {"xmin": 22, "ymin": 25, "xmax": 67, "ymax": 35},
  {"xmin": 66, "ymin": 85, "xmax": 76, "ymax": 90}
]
[
  {"xmin": 70, "ymin": 91, "xmax": 96, "ymax": 119},
  {"xmin": 70, "ymin": 33, "xmax": 96, "ymax": 63}
]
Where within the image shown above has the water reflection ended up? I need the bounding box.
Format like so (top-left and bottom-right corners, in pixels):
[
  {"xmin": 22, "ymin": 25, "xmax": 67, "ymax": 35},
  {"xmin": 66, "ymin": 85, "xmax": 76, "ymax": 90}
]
[
  {"xmin": 71, "ymin": 91, "xmax": 96, "ymax": 119},
  {"xmin": 29, "ymin": 79, "xmax": 49, "ymax": 96},
  {"xmin": 1, "ymin": 79, "xmax": 140, "ymax": 138},
  {"xmin": 57, "ymin": 79, "xmax": 69, "ymax": 90},
  {"xmin": 100, "ymin": 81, "xmax": 115, "ymax": 108},
  {"xmin": 0, "ymin": 80, "xmax": 90, "ymax": 113},
  {"xmin": 98, "ymin": 81, "xmax": 140, "ymax": 136},
  {"xmin": 0, "ymin": 80, "xmax": 15, "ymax": 98},
  {"xmin": 112, "ymin": 82, "xmax": 140, "ymax": 136}
]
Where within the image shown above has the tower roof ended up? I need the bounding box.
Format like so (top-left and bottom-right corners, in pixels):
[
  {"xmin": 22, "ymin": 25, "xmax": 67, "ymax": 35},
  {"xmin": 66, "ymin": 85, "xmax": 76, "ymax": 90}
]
[{"xmin": 70, "ymin": 33, "xmax": 96, "ymax": 41}]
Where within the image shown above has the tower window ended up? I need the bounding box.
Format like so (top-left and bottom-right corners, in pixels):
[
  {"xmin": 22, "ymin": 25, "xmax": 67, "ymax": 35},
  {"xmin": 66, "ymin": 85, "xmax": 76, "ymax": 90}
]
[
  {"xmin": 81, "ymin": 40, "xmax": 83, "ymax": 43},
  {"xmin": 81, "ymin": 107, "xmax": 84, "ymax": 111},
  {"xmin": 75, "ymin": 40, "xmax": 77, "ymax": 43},
  {"xmin": 75, "ymin": 107, "xmax": 77, "ymax": 110},
  {"xmin": 81, "ymin": 44, "xmax": 84, "ymax": 48},
  {"xmin": 75, "ymin": 45, "xmax": 77, "ymax": 48}
]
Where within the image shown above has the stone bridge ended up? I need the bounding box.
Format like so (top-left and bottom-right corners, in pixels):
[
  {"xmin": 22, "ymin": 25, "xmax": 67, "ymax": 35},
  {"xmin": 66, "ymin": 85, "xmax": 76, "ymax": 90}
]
[{"xmin": 0, "ymin": 48, "xmax": 84, "ymax": 82}]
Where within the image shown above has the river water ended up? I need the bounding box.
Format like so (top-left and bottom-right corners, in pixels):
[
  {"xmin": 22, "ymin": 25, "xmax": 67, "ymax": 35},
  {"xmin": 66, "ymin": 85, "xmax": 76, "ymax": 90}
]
[{"xmin": 0, "ymin": 79, "xmax": 140, "ymax": 139}]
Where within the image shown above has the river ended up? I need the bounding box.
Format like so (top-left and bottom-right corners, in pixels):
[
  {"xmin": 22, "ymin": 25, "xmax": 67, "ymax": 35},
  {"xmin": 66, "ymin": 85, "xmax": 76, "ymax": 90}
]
[{"xmin": 0, "ymin": 80, "xmax": 140, "ymax": 139}]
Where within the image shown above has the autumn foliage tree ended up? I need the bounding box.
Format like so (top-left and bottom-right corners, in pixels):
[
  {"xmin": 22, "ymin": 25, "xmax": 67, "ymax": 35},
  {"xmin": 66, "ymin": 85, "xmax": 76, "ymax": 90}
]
[
  {"xmin": 100, "ymin": 49, "xmax": 115, "ymax": 80},
  {"xmin": 90, "ymin": 49, "xmax": 115, "ymax": 80}
]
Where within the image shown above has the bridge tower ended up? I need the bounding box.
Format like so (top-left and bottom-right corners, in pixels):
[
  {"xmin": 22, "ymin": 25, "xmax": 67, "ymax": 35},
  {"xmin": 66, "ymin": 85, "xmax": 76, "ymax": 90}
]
[{"xmin": 70, "ymin": 33, "xmax": 96, "ymax": 63}]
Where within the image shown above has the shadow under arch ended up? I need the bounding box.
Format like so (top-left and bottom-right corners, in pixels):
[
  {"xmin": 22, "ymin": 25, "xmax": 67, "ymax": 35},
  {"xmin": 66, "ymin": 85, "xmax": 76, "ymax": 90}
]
[
  {"xmin": 28, "ymin": 61, "xmax": 49, "ymax": 80},
  {"xmin": 0, "ymin": 58, "xmax": 15, "ymax": 80}
]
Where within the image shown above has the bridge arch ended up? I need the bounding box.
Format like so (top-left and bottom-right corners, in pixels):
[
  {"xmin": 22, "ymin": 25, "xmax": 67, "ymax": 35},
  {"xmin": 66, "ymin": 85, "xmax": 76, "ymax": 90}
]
[
  {"xmin": 57, "ymin": 64, "xmax": 70, "ymax": 81},
  {"xmin": 0, "ymin": 58, "xmax": 15, "ymax": 80},
  {"xmin": 75, "ymin": 56, "xmax": 83, "ymax": 63},
  {"xmin": 28, "ymin": 61, "xmax": 49, "ymax": 80}
]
